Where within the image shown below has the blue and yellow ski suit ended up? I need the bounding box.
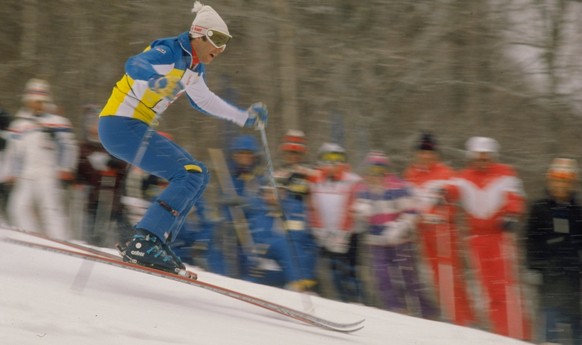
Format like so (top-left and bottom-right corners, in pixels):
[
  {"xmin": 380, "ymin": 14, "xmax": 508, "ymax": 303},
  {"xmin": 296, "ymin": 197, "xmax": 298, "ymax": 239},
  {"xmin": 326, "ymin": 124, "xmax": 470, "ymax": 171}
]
[{"xmin": 98, "ymin": 32, "xmax": 250, "ymax": 242}]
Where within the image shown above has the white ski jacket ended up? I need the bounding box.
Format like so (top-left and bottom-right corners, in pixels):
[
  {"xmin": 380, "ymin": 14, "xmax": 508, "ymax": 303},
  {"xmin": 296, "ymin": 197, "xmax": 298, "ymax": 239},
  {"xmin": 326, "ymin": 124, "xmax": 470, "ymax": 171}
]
[{"xmin": 5, "ymin": 108, "xmax": 78, "ymax": 179}]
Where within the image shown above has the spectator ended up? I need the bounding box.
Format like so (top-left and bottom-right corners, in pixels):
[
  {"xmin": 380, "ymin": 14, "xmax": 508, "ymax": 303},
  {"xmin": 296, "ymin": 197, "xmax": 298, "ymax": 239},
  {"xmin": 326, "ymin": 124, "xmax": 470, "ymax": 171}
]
[
  {"xmin": 0, "ymin": 106, "xmax": 13, "ymax": 224},
  {"xmin": 524, "ymin": 157, "xmax": 582, "ymax": 345},
  {"xmin": 404, "ymin": 133, "xmax": 475, "ymax": 325},
  {"xmin": 216, "ymin": 135, "xmax": 303, "ymax": 289},
  {"xmin": 5, "ymin": 78, "xmax": 78, "ymax": 239},
  {"xmin": 308, "ymin": 143, "xmax": 363, "ymax": 303},
  {"xmin": 75, "ymin": 104, "xmax": 128, "ymax": 245},
  {"xmin": 274, "ymin": 130, "xmax": 318, "ymax": 291},
  {"xmin": 445, "ymin": 136, "xmax": 531, "ymax": 340},
  {"xmin": 354, "ymin": 150, "xmax": 438, "ymax": 318}
]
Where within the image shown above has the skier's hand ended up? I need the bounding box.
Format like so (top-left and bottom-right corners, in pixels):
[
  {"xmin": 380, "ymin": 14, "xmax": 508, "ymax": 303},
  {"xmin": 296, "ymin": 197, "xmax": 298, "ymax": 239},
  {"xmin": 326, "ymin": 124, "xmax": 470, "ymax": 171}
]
[
  {"xmin": 244, "ymin": 102, "xmax": 268, "ymax": 129},
  {"xmin": 4, "ymin": 176, "xmax": 17, "ymax": 185},
  {"xmin": 148, "ymin": 75, "xmax": 184, "ymax": 100},
  {"xmin": 59, "ymin": 170, "xmax": 75, "ymax": 182},
  {"xmin": 501, "ymin": 215, "xmax": 520, "ymax": 232}
]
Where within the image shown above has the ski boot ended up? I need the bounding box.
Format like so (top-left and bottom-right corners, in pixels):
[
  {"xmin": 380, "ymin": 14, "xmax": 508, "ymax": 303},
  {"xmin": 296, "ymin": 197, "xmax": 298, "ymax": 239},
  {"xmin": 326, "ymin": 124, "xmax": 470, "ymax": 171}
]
[{"xmin": 118, "ymin": 229, "xmax": 197, "ymax": 279}]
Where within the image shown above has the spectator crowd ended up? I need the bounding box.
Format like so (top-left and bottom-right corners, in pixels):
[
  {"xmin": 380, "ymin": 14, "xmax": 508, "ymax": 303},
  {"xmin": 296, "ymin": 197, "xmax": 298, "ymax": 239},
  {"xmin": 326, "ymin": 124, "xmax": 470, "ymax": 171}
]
[{"xmin": 1, "ymin": 78, "xmax": 581, "ymax": 345}]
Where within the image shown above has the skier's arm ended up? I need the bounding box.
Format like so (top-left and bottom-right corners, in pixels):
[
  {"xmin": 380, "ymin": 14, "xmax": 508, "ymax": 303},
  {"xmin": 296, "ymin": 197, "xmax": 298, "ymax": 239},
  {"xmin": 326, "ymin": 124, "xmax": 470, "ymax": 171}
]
[
  {"xmin": 53, "ymin": 117, "xmax": 79, "ymax": 175},
  {"xmin": 501, "ymin": 175, "xmax": 526, "ymax": 216},
  {"xmin": 524, "ymin": 203, "xmax": 545, "ymax": 271},
  {"xmin": 393, "ymin": 185, "xmax": 420, "ymax": 227},
  {"xmin": 125, "ymin": 45, "xmax": 177, "ymax": 81},
  {"xmin": 184, "ymin": 74, "xmax": 249, "ymax": 127},
  {"xmin": 3, "ymin": 122, "xmax": 25, "ymax": 180}
]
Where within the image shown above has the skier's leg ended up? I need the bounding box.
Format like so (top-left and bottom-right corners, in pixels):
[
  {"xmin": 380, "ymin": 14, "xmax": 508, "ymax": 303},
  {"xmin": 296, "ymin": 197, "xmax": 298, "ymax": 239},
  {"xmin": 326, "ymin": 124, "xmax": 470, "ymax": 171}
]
[
  {"xmin": 449, "ymin": 233, "xmax": 477, "ymax": 325},
  {"xmin": 543, "ymin": 307, "xmax": 559, "ymax": 344},
  {"xmin": 99, "ymin": 117, "xmax": 208, "ymax": 273},
  {"xmin": 37, "ymin": 177, "xmax": 69, "ymax": 239},
  {"xmin": 397, "ymin": 243, "xmax": 439, "ymax": 319},
  {"xmin": 370, "ymin": 246, "xmax": 403, "ymax": 311},
  {"xmin": 302, "ymin": 231, "xmax": 319, "ymax": 282},
  {"xmin": 8, "ymin": 179, "xmax": 40, "ymax": 233},
  {"xmin": 100, "ymin": 117, "xmax": 208, "ymax": 240},
  {"xmin": 287, "ymin": 229, "xmax": 318, "ymax": 286},
  {"xmin": 345, "ymin": 233, "xmax": 363, "ymax": 303},
  {"xmin": 470, "ymin": 235, "xmax": 507, "ymax": 334}
]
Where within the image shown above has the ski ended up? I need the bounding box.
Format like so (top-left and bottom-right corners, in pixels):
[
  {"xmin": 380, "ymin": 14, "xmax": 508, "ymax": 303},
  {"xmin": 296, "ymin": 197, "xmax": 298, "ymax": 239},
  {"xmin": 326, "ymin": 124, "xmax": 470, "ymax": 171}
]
[
  {"xmin": 2, "ymin": 236, "xmax": 364, "ymax": 333},
  {"xmin": 3, "ymin": 226, "xmax": 121, "ymax": 260},
  {"xmin": 3, "ymin": 226, "xmax": 198, "ymax": 278}
]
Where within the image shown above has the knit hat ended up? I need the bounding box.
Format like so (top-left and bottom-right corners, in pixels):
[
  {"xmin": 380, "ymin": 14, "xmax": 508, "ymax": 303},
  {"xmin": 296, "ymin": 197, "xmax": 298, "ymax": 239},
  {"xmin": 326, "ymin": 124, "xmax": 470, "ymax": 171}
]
[
  {"xmin": 364, "ymin": 150, "xmax": 390, "ymax": 167},
  {"xmin": 230, "ymin": 135, "xmax": 259, "ymax": 153},
  {"xmin": 280, "ymin": 129, "xmax": 307, "ymax": 153},
  {"xmin": 22, "ymin": 78, "xmax": 52, "ymax": 103},
  {"xmin": 417, "ymin": 133, "xmax": 437, "ymax": 151},
  {"xmin": 190, "ymin": 1, "xmax": 230, "ymax": 38},
  {"xmin": 547, "ymin": 158, "xmax": 578, "ymax": 181},
  {"xmin": 230, "ymin": 135, "xmax": 260, "ymax": 174},
  {"xmin": 465, "ymin": 136, "xmax": 499, "ymax": 159}
]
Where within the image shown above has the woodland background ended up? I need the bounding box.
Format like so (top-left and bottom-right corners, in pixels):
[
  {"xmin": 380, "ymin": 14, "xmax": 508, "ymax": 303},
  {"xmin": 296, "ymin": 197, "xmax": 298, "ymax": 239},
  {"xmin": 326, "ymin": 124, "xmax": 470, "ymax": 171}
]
[{"xmin": 2, "ymin": 0, "xmax": 582, "ymax": 197}]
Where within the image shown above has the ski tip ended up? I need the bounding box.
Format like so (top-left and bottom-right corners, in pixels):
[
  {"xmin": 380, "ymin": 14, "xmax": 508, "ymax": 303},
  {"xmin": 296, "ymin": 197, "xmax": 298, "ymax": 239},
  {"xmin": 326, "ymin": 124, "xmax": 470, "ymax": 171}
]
[
  {"xmin": 347, "ymin": 325, "xmax": 365, "ymax": 333},
  {"xmin": 335, "ymin": 318, "xmax": 366, "ymax": 329},
  {"xmin": 329, "ymin": 324, "xmax": 364, "ymax": 333}
]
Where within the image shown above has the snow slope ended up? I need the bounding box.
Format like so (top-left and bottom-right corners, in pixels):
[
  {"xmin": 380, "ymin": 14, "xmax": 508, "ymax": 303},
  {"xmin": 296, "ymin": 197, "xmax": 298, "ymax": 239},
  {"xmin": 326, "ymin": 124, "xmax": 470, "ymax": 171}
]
[{"xmin": 0, "ymin": 229, "xmax": 533, "ymax": 345}]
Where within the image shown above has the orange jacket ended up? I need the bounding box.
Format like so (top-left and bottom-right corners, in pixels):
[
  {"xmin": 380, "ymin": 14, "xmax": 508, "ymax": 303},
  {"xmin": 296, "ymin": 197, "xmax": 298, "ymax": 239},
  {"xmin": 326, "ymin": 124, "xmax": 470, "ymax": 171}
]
[
  {"xmin": 446, "ymin": 162, "xmax": 525, "ymax": 235},
  {"xmin": 404, "ymin": 162, "xmax": 456, "ymax": 225}
]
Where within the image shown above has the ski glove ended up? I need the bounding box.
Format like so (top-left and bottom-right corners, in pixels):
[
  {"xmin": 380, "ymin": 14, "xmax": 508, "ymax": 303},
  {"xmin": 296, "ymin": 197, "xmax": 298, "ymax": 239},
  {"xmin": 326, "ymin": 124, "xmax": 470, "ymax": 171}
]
[
  {"xmin": 501, "ymin": 215, "xmax": 520, "ymax": 232},
  {"xmin": 244, "ymin": 102, "xmax": 268, "ymax": 129},
  {"xmin": 148, "ymin": 75, "xmax": 184, "ymax": 100}
]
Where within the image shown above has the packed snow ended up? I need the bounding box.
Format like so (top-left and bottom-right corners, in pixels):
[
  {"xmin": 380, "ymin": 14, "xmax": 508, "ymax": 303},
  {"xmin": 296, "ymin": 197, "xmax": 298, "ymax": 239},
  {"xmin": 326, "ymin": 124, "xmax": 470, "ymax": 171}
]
[{"xmin": 0, "ymin": 228, "xmax": 533, "ymax": 345}]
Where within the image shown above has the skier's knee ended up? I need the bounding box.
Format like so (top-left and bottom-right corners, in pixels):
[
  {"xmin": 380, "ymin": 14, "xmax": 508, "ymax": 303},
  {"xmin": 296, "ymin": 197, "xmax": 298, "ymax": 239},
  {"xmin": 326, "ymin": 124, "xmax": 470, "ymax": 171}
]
[
  {"xmin": 183, "ymin": 161, "xmax": 209, "ymax": 192},
  {"xmin": 184, "ymin": 162, "xmax": 207, "ymax": 175}
]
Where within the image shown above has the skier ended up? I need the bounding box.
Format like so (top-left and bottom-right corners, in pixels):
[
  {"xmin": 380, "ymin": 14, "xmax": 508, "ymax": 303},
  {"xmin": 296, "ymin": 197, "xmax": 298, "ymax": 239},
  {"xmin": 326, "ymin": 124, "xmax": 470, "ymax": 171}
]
[
  {"xmin": 217, "ymin": 135, "xmax": 302, "ymax": 288},
  {"xmin": 354, "ymin": 150, "xmax": 438, "ymax": 318},
  {"xmin": 524, "ymin": 158, "xmax": 582, "ymax": 345},
  {"xmin": 403, "ymin": 133, "xmax": 475, "ymax": 325},
  {"xmin": 0, "ymin": 106, "xmax": 13, "ymax": 224},
  {"xmin": 308, "ymin": 143, "xmax": 363, "ymax": 302},
  {"xmin": 444, "ymin": 136, "xmax": 531, "ymax": 340},
  {"xmin": 274, "ymin": 130, "xmax": 318, "ymax": 291},
  {"xmin": 98, "ymin": 2, "xmax": 268, "ymax": 275},
  {"xmin": 5, "ymin": 78, "xmax": 78, "ymax": 239}
]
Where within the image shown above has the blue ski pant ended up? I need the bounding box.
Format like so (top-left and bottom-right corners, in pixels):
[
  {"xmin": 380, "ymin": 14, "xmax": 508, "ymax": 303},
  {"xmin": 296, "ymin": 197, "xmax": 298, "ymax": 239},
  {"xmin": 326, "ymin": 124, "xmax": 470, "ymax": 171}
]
[{"xmin": 98, "ymin": 116, "xmax": 208, "ymax": 242}]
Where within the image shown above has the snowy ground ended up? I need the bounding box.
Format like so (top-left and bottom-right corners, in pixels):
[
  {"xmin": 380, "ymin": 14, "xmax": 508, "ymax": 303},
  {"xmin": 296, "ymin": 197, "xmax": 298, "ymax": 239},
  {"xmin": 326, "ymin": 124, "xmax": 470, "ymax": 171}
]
[{"xmin": 0, "ymin": 228, "xmax": 533, "ymax": 345}]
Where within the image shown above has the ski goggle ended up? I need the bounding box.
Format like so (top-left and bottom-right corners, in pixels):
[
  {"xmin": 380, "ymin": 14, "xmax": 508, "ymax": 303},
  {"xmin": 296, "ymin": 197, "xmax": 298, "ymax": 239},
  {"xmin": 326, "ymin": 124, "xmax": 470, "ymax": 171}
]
[
  {"xmin": 319, "ymin": 152, "xmax": 347, "ymax": 164},
  {"xmin": 547, "ymin": 170, "xmax": 577, "ymax": 181},
  {"xmin": 191, "ymin": 25, "xmax": 232, "ymax": 48},
  {"xmin": 366, "ymin": 165, "xmax": 389, "ymax": 176},
  {"xmin": 198, "ymin": 28, "xmax": 231, "ymax": 49}
]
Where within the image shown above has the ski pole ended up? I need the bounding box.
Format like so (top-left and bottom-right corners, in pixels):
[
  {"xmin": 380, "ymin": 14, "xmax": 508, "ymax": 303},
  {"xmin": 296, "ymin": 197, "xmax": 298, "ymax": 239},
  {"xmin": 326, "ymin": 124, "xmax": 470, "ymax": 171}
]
[
  {"xmin": 258, "ymin": 126, "xmax": 314, "ymax": 310},
  {"xmin": 258, "ymin": 126, "xmax": 282, "ymax": 201}
]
